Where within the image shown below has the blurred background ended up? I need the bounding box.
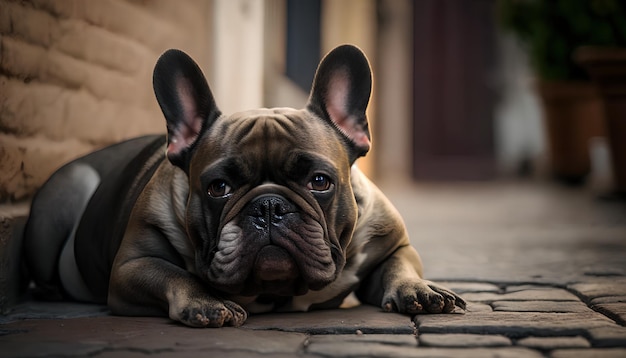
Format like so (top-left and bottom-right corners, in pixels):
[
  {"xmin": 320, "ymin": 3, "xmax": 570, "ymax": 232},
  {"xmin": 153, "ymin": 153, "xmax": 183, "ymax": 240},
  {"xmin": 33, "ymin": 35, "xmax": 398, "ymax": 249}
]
[{"xmin": 2, "ymin": 0, "xmax": 626, "ymax": 202}]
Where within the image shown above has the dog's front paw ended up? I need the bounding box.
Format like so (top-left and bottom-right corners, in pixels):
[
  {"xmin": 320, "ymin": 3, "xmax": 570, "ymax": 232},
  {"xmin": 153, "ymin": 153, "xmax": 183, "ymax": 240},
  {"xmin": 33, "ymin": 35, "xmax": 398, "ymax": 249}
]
[
  {"xmin": 382, "ymin": 279, "xmax": 466, "ymax": 315},
  {"xmin": 170, "ymin": 297, "xmax": 248, "ymax": 328}
]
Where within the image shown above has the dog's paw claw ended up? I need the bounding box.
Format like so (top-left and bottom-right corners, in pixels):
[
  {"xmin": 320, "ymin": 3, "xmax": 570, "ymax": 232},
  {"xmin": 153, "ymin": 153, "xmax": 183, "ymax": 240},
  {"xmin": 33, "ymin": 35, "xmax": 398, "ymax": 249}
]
[
  {"xmin": 194, "ymin": 313, "xmax": 211, "ymax": 326},
  {"xmin": 224, "ymin": 300, "xmax": 248, "ymax": 327},
  {"xmin": 382, "ymin": 279, "xmax": 464, "ymax": 315},
  {"xmin": 430, "ymin": 284, "xmax": 466, "ymax": 312},
  {"xmin": 383, "ymin": 302, "xmax": 393, "ymax": 312},
  {"xmin": 406, "ymin": 300, "xmax": 424, "ymax": 314},
  {"xmin": 172, "ymin": 298, "xmax": 247, "ymax": 328}
]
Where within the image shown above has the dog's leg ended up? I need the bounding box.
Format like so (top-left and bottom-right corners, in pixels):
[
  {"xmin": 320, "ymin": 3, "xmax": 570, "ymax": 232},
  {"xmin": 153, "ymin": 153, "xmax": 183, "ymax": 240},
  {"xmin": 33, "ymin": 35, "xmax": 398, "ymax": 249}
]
[
  {"xmin": 108, "ymin": 256, "xmax": 247, "ymax": 328},
  {"xmin": 24, "ymin": 163, "xmax": 100, "ymax": 299},
  {"xmin": 357, "ymin": 245, "xmax": 465, "ymax": 314}
]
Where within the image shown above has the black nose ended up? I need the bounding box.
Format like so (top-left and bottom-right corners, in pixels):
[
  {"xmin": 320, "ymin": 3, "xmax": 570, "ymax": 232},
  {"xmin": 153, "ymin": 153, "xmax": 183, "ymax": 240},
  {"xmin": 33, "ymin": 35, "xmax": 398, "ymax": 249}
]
[{"xmin": 247, "ymin": 194, "xmax": 295, "ymax": 229}]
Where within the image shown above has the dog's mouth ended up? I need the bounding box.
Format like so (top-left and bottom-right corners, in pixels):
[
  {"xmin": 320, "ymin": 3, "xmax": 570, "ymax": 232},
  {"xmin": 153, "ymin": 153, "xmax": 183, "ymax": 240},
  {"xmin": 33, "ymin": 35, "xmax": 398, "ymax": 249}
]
[
  {"xmin": 208, "ymin": 241, "xmax": 329, "ymax": 297},
  {"xmin": 246, "ymin": 245, "xmax": 307, "ymax": 296},
  {"xmin": 254, "ymin": 245, "xmax": 298, "ymax": 282}
]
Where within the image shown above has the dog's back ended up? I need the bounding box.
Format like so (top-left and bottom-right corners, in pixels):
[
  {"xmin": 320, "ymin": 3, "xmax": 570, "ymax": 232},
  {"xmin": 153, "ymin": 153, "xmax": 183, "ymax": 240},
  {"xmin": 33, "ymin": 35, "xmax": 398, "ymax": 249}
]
[{"xmin": 24, "ymin": 135, "xmax": 165, "ymax": 302}]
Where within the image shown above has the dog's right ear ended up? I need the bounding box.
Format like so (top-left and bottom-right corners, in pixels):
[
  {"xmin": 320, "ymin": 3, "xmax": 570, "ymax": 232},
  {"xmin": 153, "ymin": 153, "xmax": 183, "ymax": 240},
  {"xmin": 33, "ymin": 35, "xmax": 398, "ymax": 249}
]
[
  {"xmin": 307, "ymin": 45, "xmax": 372, "ymax": 164},
  {"xmin": 153, "ymin": 49, "xmax": 221, "ymax": 169}
]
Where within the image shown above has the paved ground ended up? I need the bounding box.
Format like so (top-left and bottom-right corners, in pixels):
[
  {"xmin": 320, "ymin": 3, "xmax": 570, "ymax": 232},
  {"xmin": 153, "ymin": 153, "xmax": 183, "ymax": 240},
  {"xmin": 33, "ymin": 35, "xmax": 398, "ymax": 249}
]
[{"xmin": 1, "ymin": 180, "xmax": 626, "ymax": 357}]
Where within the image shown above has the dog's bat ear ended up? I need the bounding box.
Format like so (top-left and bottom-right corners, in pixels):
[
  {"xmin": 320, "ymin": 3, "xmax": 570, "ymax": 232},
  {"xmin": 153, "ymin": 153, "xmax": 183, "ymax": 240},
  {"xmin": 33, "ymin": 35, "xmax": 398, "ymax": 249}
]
[
  {"xmin": 307, "ymin": 44, "xmax": 372, "ymax": 162},
  {"xmin": 153, "ymin": 49, "xmax": 221, "ymax": 169}
]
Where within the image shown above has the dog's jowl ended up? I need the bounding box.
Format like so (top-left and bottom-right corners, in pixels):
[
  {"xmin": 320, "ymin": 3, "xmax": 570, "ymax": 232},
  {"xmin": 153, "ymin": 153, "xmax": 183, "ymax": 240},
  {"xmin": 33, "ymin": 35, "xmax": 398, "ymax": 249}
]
[{"xmin": 24, "ymin": 45, "xmax": 465, "ymax": 327}]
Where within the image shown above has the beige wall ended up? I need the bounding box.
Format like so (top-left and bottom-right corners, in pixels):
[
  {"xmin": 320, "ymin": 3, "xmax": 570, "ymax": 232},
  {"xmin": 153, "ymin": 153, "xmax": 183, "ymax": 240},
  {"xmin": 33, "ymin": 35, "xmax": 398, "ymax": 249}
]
[
  {"xmin": 0, "ymin": 0, "xmax": 401, "ymax": 202},
  {"xmin": 0, "ymin": 0, "xmax": 212, "ymax": 201},
  {"xmin": 375, "ymin": 0, "xmax": 414, "ymax": 183},
  {"xmin": 211, "ymin": 0, "xmax": 264, "ymax": 114}
]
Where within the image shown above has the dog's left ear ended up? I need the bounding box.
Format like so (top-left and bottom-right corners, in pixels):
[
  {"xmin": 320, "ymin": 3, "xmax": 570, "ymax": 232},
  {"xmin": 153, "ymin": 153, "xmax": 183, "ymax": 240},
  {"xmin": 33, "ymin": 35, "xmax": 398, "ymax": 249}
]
[
  {"xmin": 307, "ymin": 44, "xmax": 372, "ymax": 162},
  {"xmin": 153, "ymin": 49, "xmax": 221, "ymax": 169}
]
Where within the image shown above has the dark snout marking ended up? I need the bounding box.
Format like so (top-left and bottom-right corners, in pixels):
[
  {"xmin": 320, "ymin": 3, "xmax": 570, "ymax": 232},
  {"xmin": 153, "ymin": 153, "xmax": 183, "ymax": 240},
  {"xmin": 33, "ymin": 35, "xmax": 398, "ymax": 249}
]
[
  {"xmin": 247, "ymin": 194, "xmax": 295, "ymax": 231},
  {"xmin": 247, "ymin": 194, "xmax": 299, "ymax": 281}
]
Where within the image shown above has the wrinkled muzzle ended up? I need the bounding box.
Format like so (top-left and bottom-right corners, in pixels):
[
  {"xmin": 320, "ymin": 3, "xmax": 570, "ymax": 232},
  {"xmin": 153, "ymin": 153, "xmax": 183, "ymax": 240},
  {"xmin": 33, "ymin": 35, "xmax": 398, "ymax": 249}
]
[{"xmin": 205, "ymin": 191, "xmax": 338, "ymax": 296}]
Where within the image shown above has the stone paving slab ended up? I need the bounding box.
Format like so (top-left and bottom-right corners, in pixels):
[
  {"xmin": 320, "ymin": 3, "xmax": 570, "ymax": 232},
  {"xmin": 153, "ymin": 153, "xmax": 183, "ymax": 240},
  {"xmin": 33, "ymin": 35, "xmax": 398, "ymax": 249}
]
[
  {"xmin": 415, "ymin": 311, "xmax": 619, "ymax": 338},
  {"xmin": 303, "ymin": 333, "xmax": 419, "ymax": 357},
  {"xmin": 586, "ymin": 325, "xmax": 626, "ymax": 347},
  {"xmin": 306, "ymin": 334, "xmax": 417, "ymax": 347},
  {"xmin": 505, "ymin": 285, "xmax": 548, "ymax": 293},
  {"xmin": 591, "ymin": 296, "xmax": 626, "ymax": 305},
  {"xmin": 559, "ymin": 282, "xmax": 626, "ymax": 327},
  {"xmin": 244, "ymin": 305, "xmax": 415, "ymax": 334},
  {"xmin": 550, "ymin": 348, "xmax": 626, "ymax": 358},
  {"xmin": 491, "ymin": 300, "xmax": 592, "ymax": 313},
  {"xmin": 465, "ymin": 302, "xmax": 494, "ymax": 313},
  {"xmin": 306, "ymin": 344, "xmax": 544, "ymax": 358},
  {"xmin": 593, "ymin": 303, "xmax": 626, "ymax": 326},
  {"xmin": 418, "ymin": 333, "xmax": 511, "ymax": 347},
  {"xmin": 568, "ymin": 282, "xmax": 626, "ymax": 302},
  {"xmin": 516, "ymin": 336, "xmax": 591, "ymax": 349},
  {"xmin": 462, "ymin": 288, "xmax": 580, "ymax": 303},
  {"xmin": 436, "ymin": 282, "xmax": 502, "ymax": 294}
]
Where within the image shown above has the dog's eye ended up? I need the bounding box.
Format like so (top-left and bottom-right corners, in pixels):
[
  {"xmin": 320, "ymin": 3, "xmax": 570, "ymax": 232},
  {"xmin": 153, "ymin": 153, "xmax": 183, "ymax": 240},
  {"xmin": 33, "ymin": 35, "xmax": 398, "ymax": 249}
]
[
  {"xmin": 307, "ymin": 174, "xmax": 332, "ymax": 192},
  {"xmin": 207, "ymin": 180, "xmax": 232, "ymax": 198}
]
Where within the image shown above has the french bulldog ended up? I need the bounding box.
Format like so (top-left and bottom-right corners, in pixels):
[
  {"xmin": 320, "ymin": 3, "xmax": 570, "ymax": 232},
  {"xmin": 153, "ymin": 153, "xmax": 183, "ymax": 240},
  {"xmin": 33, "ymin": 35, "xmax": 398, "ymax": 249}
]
[{"xmin": 23, "ymin": 44, "xmax": 465, "ymax": 327}]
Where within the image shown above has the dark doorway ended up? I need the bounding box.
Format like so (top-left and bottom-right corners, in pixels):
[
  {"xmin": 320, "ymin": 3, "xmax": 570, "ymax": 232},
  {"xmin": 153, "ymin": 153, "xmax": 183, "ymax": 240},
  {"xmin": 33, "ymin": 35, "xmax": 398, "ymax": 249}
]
[
  {"xmin": 286, "ymin": 0, "xmax": 321, "ymax": 92},
  {"xmin": 412, "ymin": 0, "xmax": 496, "ymax": 180}
]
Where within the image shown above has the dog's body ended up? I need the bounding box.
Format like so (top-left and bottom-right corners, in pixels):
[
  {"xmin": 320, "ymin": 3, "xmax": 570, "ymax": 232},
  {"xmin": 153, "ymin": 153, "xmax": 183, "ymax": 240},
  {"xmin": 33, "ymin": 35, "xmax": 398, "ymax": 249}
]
[{"xmin": 24, "ymin": 45, "xmax": 464, "ymax": 327}]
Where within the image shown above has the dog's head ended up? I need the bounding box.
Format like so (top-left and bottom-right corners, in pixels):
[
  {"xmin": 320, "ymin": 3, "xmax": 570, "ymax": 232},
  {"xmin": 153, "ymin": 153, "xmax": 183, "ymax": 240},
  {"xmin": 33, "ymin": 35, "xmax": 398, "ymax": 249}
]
[{"xmin": 152, "ymin": 45, "xmax": 372, "ymax": 297}]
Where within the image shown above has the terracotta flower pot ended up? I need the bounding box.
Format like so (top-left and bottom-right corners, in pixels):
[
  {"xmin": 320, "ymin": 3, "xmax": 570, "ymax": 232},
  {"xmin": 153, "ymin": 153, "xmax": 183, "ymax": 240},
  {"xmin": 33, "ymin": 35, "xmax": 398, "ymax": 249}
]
[
  {"xmin": 576, "ymin": 47, "xmax": 626, "ymax": 193},
  {"xmin": 536, "ymin": 81, "xmax": 606, "ymax": 184}
]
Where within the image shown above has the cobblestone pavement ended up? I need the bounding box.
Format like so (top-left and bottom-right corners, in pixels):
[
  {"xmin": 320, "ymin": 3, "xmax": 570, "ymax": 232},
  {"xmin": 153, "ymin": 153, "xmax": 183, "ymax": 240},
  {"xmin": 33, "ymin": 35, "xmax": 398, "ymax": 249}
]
[{"xmin": 1, "ymin": 181, "xmax": 626, "ymax": 357}]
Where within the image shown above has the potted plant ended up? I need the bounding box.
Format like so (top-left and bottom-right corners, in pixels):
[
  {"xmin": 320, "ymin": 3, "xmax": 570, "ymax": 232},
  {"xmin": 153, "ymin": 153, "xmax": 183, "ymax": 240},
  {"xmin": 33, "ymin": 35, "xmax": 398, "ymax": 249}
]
[
  {"xmin": 497, "ymin": 0, "xmax": 621, "ymax": 184},
  {"xmin": 576, "ymin": 23, "xmax": 626, "ymax": 194}
]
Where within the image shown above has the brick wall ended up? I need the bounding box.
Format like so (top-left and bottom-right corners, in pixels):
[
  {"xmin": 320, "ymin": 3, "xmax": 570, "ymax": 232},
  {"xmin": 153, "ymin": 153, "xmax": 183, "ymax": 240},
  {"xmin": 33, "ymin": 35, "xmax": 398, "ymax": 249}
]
[{"xmin": 0, "ymin": 0, "xmax": 212, "ymax": 201}]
